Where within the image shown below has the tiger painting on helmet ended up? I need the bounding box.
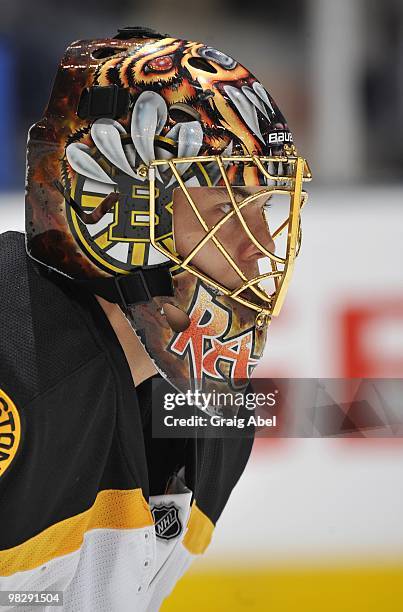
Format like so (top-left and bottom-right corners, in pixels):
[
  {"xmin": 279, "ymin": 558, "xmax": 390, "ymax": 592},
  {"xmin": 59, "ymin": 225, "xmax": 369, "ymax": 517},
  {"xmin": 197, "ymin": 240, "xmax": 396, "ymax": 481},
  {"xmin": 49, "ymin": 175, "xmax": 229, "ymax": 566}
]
[{"xmin": 26, "ymin": 27, "xmax": 311, "ymax": 404}]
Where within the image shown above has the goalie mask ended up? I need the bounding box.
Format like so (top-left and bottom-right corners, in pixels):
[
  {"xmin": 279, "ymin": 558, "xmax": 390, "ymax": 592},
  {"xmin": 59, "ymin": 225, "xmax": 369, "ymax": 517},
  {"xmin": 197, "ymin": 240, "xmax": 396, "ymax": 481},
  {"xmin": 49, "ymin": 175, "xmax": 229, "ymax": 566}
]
[{"xmin": 25, "ymin": 27, "xmax": 311, "ymax": 407}]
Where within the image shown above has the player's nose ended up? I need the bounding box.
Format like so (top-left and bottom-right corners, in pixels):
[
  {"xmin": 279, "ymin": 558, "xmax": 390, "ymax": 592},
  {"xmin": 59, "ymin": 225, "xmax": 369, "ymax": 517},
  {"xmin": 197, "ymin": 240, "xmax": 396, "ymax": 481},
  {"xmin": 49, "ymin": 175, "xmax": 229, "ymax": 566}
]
[{"xmin": 240, "ymin": 208, "xmax": 275, "ymax": 260}]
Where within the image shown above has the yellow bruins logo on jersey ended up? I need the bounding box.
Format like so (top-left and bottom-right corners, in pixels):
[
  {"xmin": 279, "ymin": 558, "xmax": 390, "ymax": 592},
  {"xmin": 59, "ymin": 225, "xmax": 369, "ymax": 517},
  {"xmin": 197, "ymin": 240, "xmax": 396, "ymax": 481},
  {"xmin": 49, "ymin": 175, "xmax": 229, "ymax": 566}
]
[{"xmin": 0, "ymin": 388, "xmax": 22, "ymax": 478}]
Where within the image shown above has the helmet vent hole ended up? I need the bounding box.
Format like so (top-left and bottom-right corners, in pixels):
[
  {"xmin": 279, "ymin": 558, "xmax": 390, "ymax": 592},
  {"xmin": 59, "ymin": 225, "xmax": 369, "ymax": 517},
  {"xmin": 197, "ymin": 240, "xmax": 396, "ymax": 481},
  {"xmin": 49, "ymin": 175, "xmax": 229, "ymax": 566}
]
[
  {"xmin": 188, "ymin": 57, "xmax": 217, "ymax": 74},
  {"xmin": 92, "ymin": 47, "xmax": 125, "ymax": 60},
  {"xmin": 169, "ymin": 103, "xmax": 201, "ymax": 123}
]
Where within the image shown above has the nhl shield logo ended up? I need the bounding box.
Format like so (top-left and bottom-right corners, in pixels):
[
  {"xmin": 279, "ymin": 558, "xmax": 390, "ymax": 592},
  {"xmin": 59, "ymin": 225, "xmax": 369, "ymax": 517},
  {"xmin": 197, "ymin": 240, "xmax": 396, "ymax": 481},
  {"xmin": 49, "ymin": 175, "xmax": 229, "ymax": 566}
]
[{"xmin": 151, "ymin": 503, "xmax": 182, "ymax": 541}]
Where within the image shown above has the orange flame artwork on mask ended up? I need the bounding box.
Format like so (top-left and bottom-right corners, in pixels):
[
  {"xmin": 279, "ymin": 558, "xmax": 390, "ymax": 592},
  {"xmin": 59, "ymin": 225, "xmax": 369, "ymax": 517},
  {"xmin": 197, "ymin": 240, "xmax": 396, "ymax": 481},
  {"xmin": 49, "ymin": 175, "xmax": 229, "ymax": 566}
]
[{"xmin": 168, "ymin": 283, "xmax": 259, "ymax": 389}]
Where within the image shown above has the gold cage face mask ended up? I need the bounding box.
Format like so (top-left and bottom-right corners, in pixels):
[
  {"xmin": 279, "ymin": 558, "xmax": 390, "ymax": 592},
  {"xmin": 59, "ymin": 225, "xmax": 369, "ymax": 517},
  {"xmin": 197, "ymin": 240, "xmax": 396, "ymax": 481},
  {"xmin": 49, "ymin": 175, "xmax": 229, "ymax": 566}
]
[{"xmin": 143, "ymin": 149, "xmax": 312, "ymax": 329}]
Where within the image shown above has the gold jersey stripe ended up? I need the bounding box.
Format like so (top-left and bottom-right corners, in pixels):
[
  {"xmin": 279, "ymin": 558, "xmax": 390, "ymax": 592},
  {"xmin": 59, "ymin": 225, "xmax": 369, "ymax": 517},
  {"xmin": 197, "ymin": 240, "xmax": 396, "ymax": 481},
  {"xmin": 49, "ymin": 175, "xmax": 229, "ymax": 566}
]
[
  {"xmin": 131, "ymin": 243, "xmax": 146, "ymax": 265},
  {"xmin": 0, "ymin": 489, "xmax": 153, "ymax": 575},
  {"xmin": 183, "ymin": 502, "xmax": 214, "ymax": 555}
]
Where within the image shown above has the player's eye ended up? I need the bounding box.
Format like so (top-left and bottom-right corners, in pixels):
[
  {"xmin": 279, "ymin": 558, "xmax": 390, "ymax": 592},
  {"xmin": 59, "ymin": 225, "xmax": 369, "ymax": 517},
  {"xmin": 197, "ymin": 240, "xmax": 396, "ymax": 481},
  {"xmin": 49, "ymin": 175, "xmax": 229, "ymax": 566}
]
[
  {"xmin": 262, "ymin": 196, "xmax": 272, "ymax": 210},
  {"xmin": 219, "ymin": 202, "xmax": 232, "ymax": 215}
]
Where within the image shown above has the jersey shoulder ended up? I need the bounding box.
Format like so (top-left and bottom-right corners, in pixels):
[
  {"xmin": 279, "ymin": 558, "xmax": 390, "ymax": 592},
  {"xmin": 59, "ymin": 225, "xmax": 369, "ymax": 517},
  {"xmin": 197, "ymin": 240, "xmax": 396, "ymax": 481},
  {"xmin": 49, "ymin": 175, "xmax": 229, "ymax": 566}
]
[{"xmin": 0, "ymin": 231, "xmax": 102, "ymax": 407}]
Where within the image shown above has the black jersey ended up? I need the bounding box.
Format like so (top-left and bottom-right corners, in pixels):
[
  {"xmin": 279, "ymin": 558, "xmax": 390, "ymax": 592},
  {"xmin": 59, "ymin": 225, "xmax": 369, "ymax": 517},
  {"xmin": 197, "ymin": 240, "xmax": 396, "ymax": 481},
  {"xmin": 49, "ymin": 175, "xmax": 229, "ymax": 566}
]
[{"xmin": 0, "ymin": 231, "xmax": 253, "ymax": 610}]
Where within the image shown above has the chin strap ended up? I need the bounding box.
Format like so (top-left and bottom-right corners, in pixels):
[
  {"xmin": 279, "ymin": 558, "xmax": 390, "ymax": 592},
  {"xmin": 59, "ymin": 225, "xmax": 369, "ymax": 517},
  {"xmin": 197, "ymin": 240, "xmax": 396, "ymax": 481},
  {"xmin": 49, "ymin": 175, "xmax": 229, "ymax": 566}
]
[
  {"xmin": 38, "ymin": 261, "xmax": 174, "ymax": 308},
  {"xmin": 71, "ymin": 265, "xmax": 174, "ymax": 308}
]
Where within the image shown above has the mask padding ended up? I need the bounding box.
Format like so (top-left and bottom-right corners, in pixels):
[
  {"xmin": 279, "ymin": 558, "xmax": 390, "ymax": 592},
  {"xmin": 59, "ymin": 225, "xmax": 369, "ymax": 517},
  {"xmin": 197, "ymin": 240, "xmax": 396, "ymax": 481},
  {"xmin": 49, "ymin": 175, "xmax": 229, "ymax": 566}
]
[{"xmin": 114, "ymin": 26, "xmax": 168, "ymax": 40}]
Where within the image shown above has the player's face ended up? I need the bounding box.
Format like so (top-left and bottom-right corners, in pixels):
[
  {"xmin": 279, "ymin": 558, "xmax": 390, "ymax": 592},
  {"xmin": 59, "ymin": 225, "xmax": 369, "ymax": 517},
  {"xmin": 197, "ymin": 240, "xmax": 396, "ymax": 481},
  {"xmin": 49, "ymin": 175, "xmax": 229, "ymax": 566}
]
[{"xmin": 173, "ymin": 186, "xmax": 275, "ymax": 290}]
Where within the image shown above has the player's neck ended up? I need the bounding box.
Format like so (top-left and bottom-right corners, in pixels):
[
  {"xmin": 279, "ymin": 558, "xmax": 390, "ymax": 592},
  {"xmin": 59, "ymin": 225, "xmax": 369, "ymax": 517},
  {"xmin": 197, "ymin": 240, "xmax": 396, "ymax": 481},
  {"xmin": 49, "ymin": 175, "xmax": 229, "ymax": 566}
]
[{"xmin": 95, "ymin": 295, "xmax": 158, "ymax": 387}]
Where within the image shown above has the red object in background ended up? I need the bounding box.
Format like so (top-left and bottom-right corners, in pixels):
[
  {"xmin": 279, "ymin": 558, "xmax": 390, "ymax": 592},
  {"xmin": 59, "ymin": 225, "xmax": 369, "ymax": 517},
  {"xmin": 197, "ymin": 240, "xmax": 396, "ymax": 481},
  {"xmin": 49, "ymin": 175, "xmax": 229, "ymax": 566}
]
[{"xmin": 342, "ymin": 299, "xmax": 403, "ymax": 377}]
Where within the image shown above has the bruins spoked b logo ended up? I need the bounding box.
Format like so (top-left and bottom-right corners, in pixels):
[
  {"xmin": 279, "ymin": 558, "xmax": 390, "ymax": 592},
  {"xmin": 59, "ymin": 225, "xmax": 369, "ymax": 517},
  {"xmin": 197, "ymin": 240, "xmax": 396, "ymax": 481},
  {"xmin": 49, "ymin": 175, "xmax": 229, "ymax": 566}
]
[
  {"xmin": 151, "ymin": 503, "xmax": 182, "ymax": 541},
  {"xmin": 0, "ymin": 388, "xmax": 22, "ymax": 478}
]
